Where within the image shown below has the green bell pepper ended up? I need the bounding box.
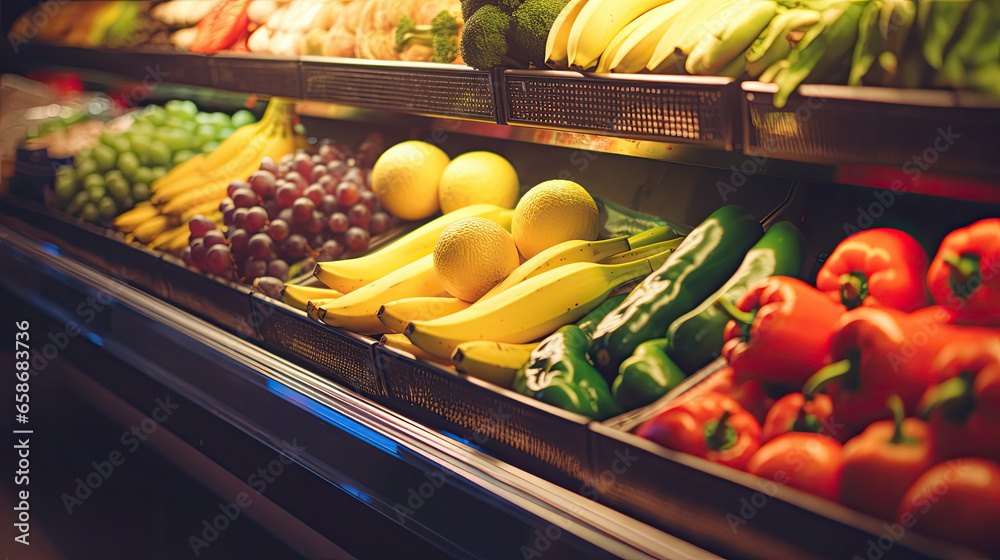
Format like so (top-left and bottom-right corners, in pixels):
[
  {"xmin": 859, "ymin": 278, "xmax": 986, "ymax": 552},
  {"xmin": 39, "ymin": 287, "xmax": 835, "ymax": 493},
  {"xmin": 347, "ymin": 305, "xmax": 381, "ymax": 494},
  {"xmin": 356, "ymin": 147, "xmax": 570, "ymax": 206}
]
[
  {"xmin": 666, "ymin": 220, "xmax": 807, "ymax": 373},
  {"xmin": 513, "ymin": 294, "xmax": 627, "ymax": 420},
  {"xmin": 612, "ymin": 338, "xmax": 685, "ymax": 411},
  {"xmin": 589, "ymin": 205, "xmax": 764, "ymax": 379}
]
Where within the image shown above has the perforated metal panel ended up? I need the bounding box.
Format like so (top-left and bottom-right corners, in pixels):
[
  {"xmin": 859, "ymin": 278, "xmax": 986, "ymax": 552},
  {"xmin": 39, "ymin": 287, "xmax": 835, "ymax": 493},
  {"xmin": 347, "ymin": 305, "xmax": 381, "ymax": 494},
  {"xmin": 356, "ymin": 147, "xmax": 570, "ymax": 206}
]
[
  {"xmin": 211, "ymin": 55, "xmax": 303, "ymax": 98},
  {"xmin": 743, "ymin": 83, "xmax": 1000, "ymax": 175},
  {"xmin": 252, "ymin": 294, "xmax": 383, "ymax": 397},
  {"xmin": 302, "ymin": 59, "xmax": 497, "ymax": 122},
  {"xmin": 376, "ymin": 345, "xmax": 591, "ymax": 483},
  {"xmin": 504, "ymin": 71, "xmax": 735, "ymax": 148}
]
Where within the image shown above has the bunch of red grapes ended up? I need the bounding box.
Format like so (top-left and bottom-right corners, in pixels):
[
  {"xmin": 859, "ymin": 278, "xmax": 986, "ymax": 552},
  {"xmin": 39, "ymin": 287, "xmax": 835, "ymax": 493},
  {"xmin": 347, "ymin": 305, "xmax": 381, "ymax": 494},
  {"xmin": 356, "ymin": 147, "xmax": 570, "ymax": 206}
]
[{"xmin": 183, "ymin": 134, "xmax": 392, "ymax": 284}]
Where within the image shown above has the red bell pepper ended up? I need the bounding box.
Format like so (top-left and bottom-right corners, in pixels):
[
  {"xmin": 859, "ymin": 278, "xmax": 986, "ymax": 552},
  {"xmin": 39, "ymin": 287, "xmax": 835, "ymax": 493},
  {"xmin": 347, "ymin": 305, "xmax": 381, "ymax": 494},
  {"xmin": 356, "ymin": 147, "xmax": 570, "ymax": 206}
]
[
  {"xmin": 746, "ymin": 432, "xmax": 843, "ymax": 501},
  {"xmin": 804, "ymin": 307, "xmax": 999, "ymax": 437},
  {"xmin": 728, "ymin": 378, "xmax": 775, "ymax": 425},
  {"xmin": 721, "ymin": 277, "xmax": 843, "ymax": 385},
  {"xmin": 761, "ymin": 393, "xmax": 837, "ymax": 444},
  {"xmin": 927, "ymin": 218, "xmax": 1000, "ymax": 326},
  {"xmin": 897, "ymin": 459, "xmax": 1000, "ymax": 557},
  {"xmin": 840, "ymin": 395, "xmax": 934, "ymax": 521},
  {"xmin": 816, "ymin": 229, "xmax": 930, "ymax": 312},
  {"xmin": 918, "ymin": 337, "xmax": 1000, "ymax": 463},
  {"xmin": 636, "ymin": 393, "xmax": 762, "ymax": 470},
  {"xmin": 190, "ymin": 0, "xmax": 251, "ymax": 55}
]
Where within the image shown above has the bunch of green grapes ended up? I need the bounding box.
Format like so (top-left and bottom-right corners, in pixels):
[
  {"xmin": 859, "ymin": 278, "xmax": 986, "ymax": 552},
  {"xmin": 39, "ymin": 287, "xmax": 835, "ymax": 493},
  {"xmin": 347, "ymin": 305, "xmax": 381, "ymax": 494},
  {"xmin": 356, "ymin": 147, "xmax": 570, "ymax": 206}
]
[{"xmin": 52, "ymin": 99, "xmax": 256, "ymax": 223}]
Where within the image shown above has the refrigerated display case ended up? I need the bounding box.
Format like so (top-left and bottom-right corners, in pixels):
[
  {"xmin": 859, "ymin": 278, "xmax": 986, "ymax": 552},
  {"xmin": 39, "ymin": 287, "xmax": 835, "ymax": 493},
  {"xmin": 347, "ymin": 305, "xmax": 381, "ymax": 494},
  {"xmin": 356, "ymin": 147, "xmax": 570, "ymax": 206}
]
[{"xmin": 3, "ymin": 3, "xmax": 1000, "ymax": 558}]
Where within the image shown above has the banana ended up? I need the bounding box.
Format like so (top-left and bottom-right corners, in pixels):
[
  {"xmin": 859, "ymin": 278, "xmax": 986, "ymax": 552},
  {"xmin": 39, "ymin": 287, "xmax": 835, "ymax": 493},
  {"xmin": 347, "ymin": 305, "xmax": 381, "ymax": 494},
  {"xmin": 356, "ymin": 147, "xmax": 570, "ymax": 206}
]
[
  {"xmin": 381, "ymin": 334, "xmax": 453, "ymax": 366},
  {"xmin": 599, "ymin": 237, "xmax": 684, "ymax": 264},
  {"xmin": 132, "ymin": 215, "xmax": 174, "ymax": 244},
  {"xmin": 596, "ymin": 6, "xmax": 665, "ymax": 73},
  {"xmin": 378, "ymin": 297, "xmax": 471, "ymax": 334},
  {"xmin": 568, "ymin": 0, "xmax": 678, "ymax": 71},
  {"xmin": 647, "ymin": 0, "xmax": 746, "ymax": 73},
  {"xmin": 317, "ymin": 254, "xmax": 444, "ymax": 335},
  {"xmin": 546, "ymin": 0, "xmax": 590, "ymax": 69},
  {"xmin": 283, "ymin": 284, "xmax": 344, "ymax": 311},
  {"xmin": 625, "ymin": 224, "xmax": 683, "ymax": 249},
  {"xmin": 314, "ymin": 205, "xmax": 514, "ymax": 293},
  {"xmin": 148, "ymin": 224, "xmax": 189, "ymax": 250},
  {"xmin": 610, "ymin": 0, "xmax": 693, "ymax": 73},
  {"xmin": 306, "ymin": 298, "xmax": 339, "ymax": 321},
  {"xmin": 686, "ymin": 0, "xmax": 778, "ymax": 75},
  {"xmin": 746, "ymin": 8, "xmax": 822, "ymax": 79},
  {"xmin": 168, "ymin": 225, "xmax": 197, "ymax": 252},
  {"xmin": 405, "ymin": 256, "xmax": 662, "ymax": 360},
  {"xmin": 113, "ymin": 201, "xmax": 160, "ymax": 232},
  {"xmin": 452, "ymin": 341, "xmax": 539, "ymax": 388},
  {"xmin": 180, "ymin": 199, "xmax": 224, "ymax": 223}
]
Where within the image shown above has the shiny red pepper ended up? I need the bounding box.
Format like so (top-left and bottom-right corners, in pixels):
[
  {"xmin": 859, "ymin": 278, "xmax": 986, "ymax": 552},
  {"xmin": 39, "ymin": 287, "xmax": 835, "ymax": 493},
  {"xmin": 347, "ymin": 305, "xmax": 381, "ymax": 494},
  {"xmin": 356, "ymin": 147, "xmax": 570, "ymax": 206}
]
[
  {"xmin": 746, "ymin": 432, "xmax": 843, "ymax": 501},
  {"xmin": 761, "ymin": 393, "xmax": 837, "ymax": 444},
  {"xmin": 927, "ymin": 218, "xmax": 1000, "ymax": 326},
  {"xmin": 635, "ymin": 393, "xmax": 762, "ymax": 470},
  {"xmin": 840, "ymin": 396, "xmax": 934, "ymax": 521},
  {"xmin": 918, "ymin": 337, "xmax": 1000, "ymax": 463},
  {"xmin": 805, "ymin": 307, "xmax": 998, "ymax": 437},
  {"xmin": 721, "ymin": 277, "xmax": 844, "ymax": 385},
  {"xmin": 816, "ymin": 228, "xmax": 929, "ymax": 312}
]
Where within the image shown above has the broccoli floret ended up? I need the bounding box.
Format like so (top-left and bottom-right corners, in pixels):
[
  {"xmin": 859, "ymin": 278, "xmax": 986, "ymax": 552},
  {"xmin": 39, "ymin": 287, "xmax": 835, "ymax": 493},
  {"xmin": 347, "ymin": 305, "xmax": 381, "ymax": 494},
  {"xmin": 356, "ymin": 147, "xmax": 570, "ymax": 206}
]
[
  {"xmin": 395, "ymin": 10, "xmax": 461, "ymax": 63},
  {"xmin": 461, "ymin": 4, "xmax": 522, "ymax": 69},
  {"xmin": 510, "ymin": 0, "xmax": 568, "ymax": 66},
  {"xmin": 461, "ymin": 0, "xmax": 526, "ymax": 20}
]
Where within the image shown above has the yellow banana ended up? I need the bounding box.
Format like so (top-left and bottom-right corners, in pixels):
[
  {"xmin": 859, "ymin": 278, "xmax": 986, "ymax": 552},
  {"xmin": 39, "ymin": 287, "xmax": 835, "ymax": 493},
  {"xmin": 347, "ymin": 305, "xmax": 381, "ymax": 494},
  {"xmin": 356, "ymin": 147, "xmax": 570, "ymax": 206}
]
[
  {"xmin": 307, "ymin": 298, "xmax": 340, "ymax": 321},
  {"xmin": 609, "ymin": 0, "xmax": 693, "ymax": 73},
  {"xmin": 314, "ymin": 205, "xmax": 514, "ymax": 293},
  {"xmin": 168, "ymin": 226, "xmax": 196, "ymax": 252},
  {"xmin": 452, "ymin": 341, "xmax": 538, "ymax": 388},
  {"xmin": 405, "ymin": 257, "xmax": 659, "ymax": 360},
  {"xmin": 596, "ymin": 6, "xmax": 665, "ymax": 73},
  {"xmin": 381, "ymin": 334, "xmax": 453, "ymax": 366},
  {"xmin": 625, "ymin": 224, "xmax": 683, "ymax": 249},
  {"xmin": 132, "ymin": 215, "xmax": 174, "ymax": 244},
  {"xmin": 378, "ymin": 297, "xmax": 472, "ymax": 334},
  {"xmin": 113, "ymin": 201, "xmax": 159, "ymax": 232},
  {"xmin": 283, "ymin": 284, "xmax": 345, "ymax": 311},
  {"xmin": 647, "ymin": 0, "xmax": 746, "ymax": 73},
  {"xmin": 180, "ymin": 199, "xmax": 224, "ymax": 223},
  {"xmin": 546, "ymin": 0, "xmax": 590, "ymax": 69},
  {"xmin": 568, "ymin": 0, "xmax": 678, "ymax": 70},
  {"xmin": 148, "ymin": 224, "xmax": 189, "ymax": 250},
  {"xmin": 317, "ymin": 254, "xmax": 444, "ymax": 335},
  {"xmin": 686, "ymin": 0, "xmax": 778, "ymax": 75},
  {"xmin": 598, "ymin": 237, "xmax": 684, "ymax": 264}
]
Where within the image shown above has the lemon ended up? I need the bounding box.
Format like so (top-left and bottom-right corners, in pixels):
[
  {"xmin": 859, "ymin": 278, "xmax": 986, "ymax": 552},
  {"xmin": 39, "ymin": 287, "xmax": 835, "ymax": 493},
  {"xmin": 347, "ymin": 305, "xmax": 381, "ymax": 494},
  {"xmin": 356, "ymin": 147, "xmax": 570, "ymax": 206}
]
[
  {"xmin": 433, "ymin": 217, "xmax": 520, "ymax": 302},
  {"xmin": 371, "ymin": 141, "xmax": 450, "ymax": 220},
  {"xmin": 438, "ymin": 152, "xmax": 520, "ymax": 214},
  {"xmin": 512, "ymin": 180, "xmax": 600, "ymax": 259}
]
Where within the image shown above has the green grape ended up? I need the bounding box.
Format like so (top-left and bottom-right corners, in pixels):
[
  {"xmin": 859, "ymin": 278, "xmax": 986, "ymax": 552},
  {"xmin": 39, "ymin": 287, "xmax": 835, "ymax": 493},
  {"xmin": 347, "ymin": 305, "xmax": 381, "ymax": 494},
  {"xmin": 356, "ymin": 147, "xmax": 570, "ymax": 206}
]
[
  {"xmin": 92, "ymin": 144, "xmax": 116, "ymax": 173},
  {"xmin": 148, "ymin": 140, "xmax": 171, "ymax": 167},
  {"xmin": 86, "ymin": 185, "xmax": 107, "ymax": 203},
  {"xmin": 129, "ymin": 122, "xmax": 156, "ymax": 137},
  {"xmin": 66, "ymin": 191, "xmax": 90, "ymax": 214},
  {"xmin": 130, "ymin": 135, "xmax": 152, "ymax": 165},
  {"xmin": 117, "ymin": 152, "xmax": 140, "ymax": 180},
  {"xmin": 209, "ymin": 112, "xmax": 230, "ymax": 127},
  {"xmin": 77, "ymin": 147, "xmax": 93, "ymax": 162},
  {"xmin": 133, "ymin": 166, "xmax": 154, "ymax": 185},
  {"xmin": 230, "ymin": 109, "xmax": 255, "ymax": 129},
  {"xmin": 200, "ymin": 140, "xmax": 220, "ymax": 154},
  {"xmin": 164, "ymin": 115, "xmax": 185, "ymax": 128},
  {"xmin": 54, "ymin": 174, "xmax": 78, "ymax": 206},
  {"xmin": 119, "ymin": 196, "xmax": 135, "ymax": 212},
  {"xmin": 164, "ymin": 100, "xmax": 183, "ymax": 112},
  {"xmin": 106, "ymin": 174, "xmax": 130, "ymax": 203},
  {"xmin": 99, "ymin": 132, "xmax": 118, "ymax": 148},
  {"xmin": 83, "ymin": 173, "xmax": 105, "ymax": 192},
  {"xmin": 97, "ymin": 196, "xmax": 117, "ymax": 219},
  {"xmin": 144, "ymin": 105, "xmax": 168, "ymax": 126},
  {"xmin": 193, "ymin": 124, "xmax": 216, "ymax": 148},
  {"xmin": 131, "ymin": 182, "xmax": 151, "ymax": 202},
  {"xmin": 161, "ymin": 127, "xmax": 192, "ymax": 152},
  {"xmin": 150, "ymin": 166, "xmax": 168, "ymax": 181},
  {"xmin": 109, "ymin": 136, "xmax": 131, "ymax": 155},
  {"xmin": 172, "ymin": 149, "xmax": 196, "ymax": 166},
  {"xmin": 195, "ymin": 112, "xmax": 213, "ymax": 125},
  {"xmin": 80, "ymin": 202, "xmax": 99, "ymax": 223},
  {"xmin": 215, "ymin": 126, "xmax": 234, "ymax": 140},
  {"xmin": 180, "ymin": 120, "xmax": 198, "ymax": 133},
  {"xmin": 181, "ymin": 100, "xmax": 199, "ymax": 118},
  {"xmin": 74, "ymin": 158, "xmax": 97, "ymax": 182}
]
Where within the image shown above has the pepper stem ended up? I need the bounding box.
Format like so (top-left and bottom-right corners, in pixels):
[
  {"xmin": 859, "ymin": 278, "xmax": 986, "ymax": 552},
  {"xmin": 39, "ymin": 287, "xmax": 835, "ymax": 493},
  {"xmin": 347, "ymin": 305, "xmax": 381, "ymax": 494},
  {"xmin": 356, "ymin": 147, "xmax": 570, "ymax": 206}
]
[
  {"xmin": 803, "ymin": 358, "xmax": 854, "ymax": 397},
  {"xmin": 715, "ymin": 298, "xmax": 758, "ymax": 343},
  {"xmin": 704, "ymin": 409, "xmax": 737, "ymax": 451},
  {"xmin": 887, "ymin": 395, "xmax": 917, "ymax": 445},
  {"xmin": 839, "ymin": 271, "xmax": 870, "ymax": 310},
  {"xmin": 943, "ymin": 253, "xmax": 982, "ymax": 301},
  {"xmin": 791, "ymin": 393, "xmax": 821, "ymax": 433},
  {"xmin": 918, "ymin": 374, "xmax": 974, "ymax": 423}
]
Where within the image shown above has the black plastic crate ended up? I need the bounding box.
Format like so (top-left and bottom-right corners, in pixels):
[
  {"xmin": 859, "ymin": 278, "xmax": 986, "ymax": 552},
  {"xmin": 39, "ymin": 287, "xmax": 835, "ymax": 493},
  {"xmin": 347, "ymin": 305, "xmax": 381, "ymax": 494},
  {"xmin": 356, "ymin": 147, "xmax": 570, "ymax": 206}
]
[{"xmin": 160, "ymin": 254, "xmax": 256, "ymax": 338}]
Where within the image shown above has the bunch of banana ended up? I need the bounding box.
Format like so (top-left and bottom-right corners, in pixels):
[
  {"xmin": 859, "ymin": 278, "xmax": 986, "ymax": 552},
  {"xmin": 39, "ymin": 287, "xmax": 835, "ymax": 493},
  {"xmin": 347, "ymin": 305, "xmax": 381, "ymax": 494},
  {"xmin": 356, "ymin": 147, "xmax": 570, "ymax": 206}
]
[
  {"xmin": 113, "ymin": 98, "xmax": 300, "ymax": 248},
  {"xmin": 282, "ymin": 284, "xmax": 344, "ymax": 312},
  {"xmin": 378, "ymin": 297, "xmax": 471, "ymax": 334},
  {"xmin": 451, "ymin": 341, "xmax": 539, "ymax": 387}
]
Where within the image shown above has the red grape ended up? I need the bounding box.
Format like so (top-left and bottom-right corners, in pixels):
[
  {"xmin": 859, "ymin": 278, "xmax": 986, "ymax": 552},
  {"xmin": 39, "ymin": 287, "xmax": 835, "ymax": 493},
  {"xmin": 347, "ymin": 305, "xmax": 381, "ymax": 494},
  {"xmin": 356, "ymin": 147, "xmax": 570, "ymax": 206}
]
[
  {"xmin": 219, "ymin": 197, "xmax": 235, "ymax": 213},
  {"xmin": 318, "ymin": 175, "xmax": 336, "ymax": 195},
  {"xmin": 248, "ymin": 170, "xmax": 277, "ymax": 199},
  {"xmin": 203, "ymin": 230, "xmax": 228, "ymax": 248},
  {"xmin": 306, "ymin": 211, "xmax": 326, "ymax": 234},
  {"xmin": 326, "ymin": 160, "xmax": 348, "ymax": 181},
  {"xmin": 279, "ymin": 153, "xmax": 294, "ymax": 166},
  {"xmin": 267, "ymin": 259, "xmax": 289, "ymax": 281},
  {"xmin": 310, "ymin": 164, "xmax": 326, "ymax": 184},
  {"xmin": 275, "ymin": 185, "xmax": 298, "ymax": 208},
  {"xmin": 294, "ymin": 153, "xmax": 313, "ymax": 178},
  {"xmin": 358, "ymin": 190, "xmax": 379, "ymax": 212},
  {"xmin": 292, "ymin": 198, "xmax": 315, "ymax": 223},
  {"xmin": 247, "ymin": 233, "xmax": 274, "ymax": 259},
  {"xmin": 244, "ymin": 258, "xmax": 268, "ymax": 282},
  {"xmin": 343, "ymin": 168, "xmax": 364, "ymax": 186},
  {"xmin": 190, "ymin": 238, "xmax": 207, "ymax": 265},
  {"xmin": 369, "ymin": 211, "xmax": 391, "ymax": 235},
  {"xmin": 282, "ymin": 234, "xmax": 309, "ymax": 260},
  {"xmin": 285, "ymin": 171, "xmax": 307, "ymax": 191},
  {"xmin": 188, "ymin": 215, "xmax": 215, "ymax": 239},
  {"xmin": 206, "ymin": 244, "xmax": 233, "ymax": 275},
  {"xmin": 309, "ymin": 233, "xmax": 326, "ymax": 249},
  {"xmin": 233, "ymin": 207, "xmax": 249, "ymax": 230},
  {"xmin": 327, "ymin": 212, "xmax": 349, "ymax": 234},
  {"xmin": 262, "ymin": 200, "xmax": 280, "ymax": 220},
  {"xmin": 228, "ymin": 180, "xmax": 251, "ymax": 198},
  {"xmin": 319, "ymin": 143, "xmax": 343, "ymax": 163},
  {"xmin": 232, "ymin": 188, "xmax": 258, "ymax": 209},
  {"xmin": 335, "ymin": 182, "xmax": 359, "ymax": 206},
  {"xmin": 223, "ymin": 207, "xmax": 235, "ymax": 226},
  {"xmin": 267, "ymin": 219, "xmax": 290, "ymax": 242},
  {"xmin": 260, "ymin": 156, "xmax": 279, "ymax": 176},
  {"xmin": 317, "ymin": 239, "xmax": 345, "ymax": 261},
  {"xmin": 303, "ymin": 185, "xmax": 325, "ymax": 206},
  {"xmin": 320, "ymin": 194, "xmax": 339, "ymax": 215},
  {"xmin": 246, "ymin": 207, "xmax": 269, "ymax": 233},
  {"xmin": 345, "ymin": 227, "xmax": 370, "ymax": 253},
  {"xmin": 277, "ymin": 207, "xmax": 294, "ymax": 224},
  {"xmin": 229, "ymin": 228, "xmax": 250, "ymax": 252},
  {"xmin": 348, "ymin": 204, "xmax": 371, "ymax": 229}
]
